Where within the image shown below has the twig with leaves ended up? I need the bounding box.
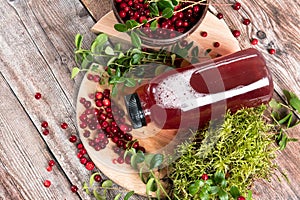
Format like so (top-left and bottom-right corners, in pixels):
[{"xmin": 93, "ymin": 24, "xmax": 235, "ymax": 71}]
[{"xmin": 269, "ymin": 90, "xmax": 299, "ymax": 150}]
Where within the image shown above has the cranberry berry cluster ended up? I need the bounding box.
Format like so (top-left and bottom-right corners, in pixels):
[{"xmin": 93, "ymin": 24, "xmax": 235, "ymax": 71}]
[
  {"xmin": 114, "ymin": 0, "xmax": 207, "ymax": 39},
  {"xmin": 79, "ymin": 73, "xmax": 145, "ymax": 164}
]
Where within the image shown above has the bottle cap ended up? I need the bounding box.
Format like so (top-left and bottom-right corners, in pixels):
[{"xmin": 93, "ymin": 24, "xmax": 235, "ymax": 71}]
[{"xmin": 124, "ymin": 93, "xmax": 147, "ymax": 129}]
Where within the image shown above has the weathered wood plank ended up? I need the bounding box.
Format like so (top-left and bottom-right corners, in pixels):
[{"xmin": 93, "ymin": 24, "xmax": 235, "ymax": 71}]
[
  {"xmin": 0, "ymin": 0, "xmax": 98, "ymax": 199},
  {"xmin": 0, "ymin": 73, "xmax": 79, "ymax": 200}
]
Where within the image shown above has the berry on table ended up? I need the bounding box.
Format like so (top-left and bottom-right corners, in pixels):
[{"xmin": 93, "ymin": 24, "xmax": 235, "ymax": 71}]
[
  {"xmin": 35, "ymin": 92, "xmax": 42, "ymax": 99},
  {"xmin": 60, "ymin": 122, "xmax": 68, "ymax": 129},
  {"xmin": 85, "ymin": 161, "xmax": 95, "ymax": 170},
  {"xmin": 71, "ymin": 185, "xmax": 78, "ymax": 193},
  {"xmin": 94, "ymin": 174, "xmax": 102, "ymax": 182},
  {"xmin": 69, "ymin": 135, "xmax": 77, "ymax": 143},
  {"xmin": 48, "ymin": 160, "xmax": 55, "ymax": 166},
  {"xmin": 43, "ymin": 180, "xmax": 51, "ymax": 188},
  {"xmin": 232, "ymin": 30, "xmax": 241, "ymax": 38},
  {"xmin": 232, "ymin": 2, "xmax": 241, "ymax": 10},
  {"xmin": 213, "ymin": 42, "xmax": 220, "ymax": 48},
  {"xmin": 41, "ymin": 121, "xmax": 48, "ymax": 128},
  {"xmin": 200, "ymin": 31, "xmax": 208, "ymax": 37},
  {"xmin": 237, "ymin": 196, "xmax": 246, "ymax": 200},
  {"xmin": 216, "ymin": 13, "xmax": 223, "ymax": 19},
  {"xmin": 250, "ymin": 38, "xmax": 258, "ymax": 45},
  {"xmin": 242, "ymin": 18, "xmax": 251, "ymax": 25},
  {"xmin": 268, "ymin": 48, "xmax": 276, "ymax": 54}
]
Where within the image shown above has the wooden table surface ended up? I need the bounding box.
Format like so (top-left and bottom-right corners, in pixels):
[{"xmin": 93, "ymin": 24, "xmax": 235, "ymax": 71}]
[{"xmin": 0, "ymin": 0, "xmax": 299, "ymax": 199}]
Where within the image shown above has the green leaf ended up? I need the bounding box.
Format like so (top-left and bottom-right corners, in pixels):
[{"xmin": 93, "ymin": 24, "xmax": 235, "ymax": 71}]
[
  {"xmin": 172, "ymin": 0, "xmax": 179, "ymax": 6},
  {"xmin": 71, "ymin": 67, "xmax": 80, "ymax": 79},
  {"xmin": 214, "ymin": 171, "xmax": 225, "ymax": 184},
  {"xmin": 220, "ymin": 179, "xmax": 227, "ymax": 188},
  {"xmin": 185, "ymin": 41, "xmax": 194, "ymax": 51},
  {"xmin": 124, "ymin": 191, "xmax": 134, "ymax": 200},
  {"xmin": 157, "ymin": 0, "xmax": 174, "ymax": 10},
  {"xmin": 290, "ymin": 97, "xmax": 300, "ymax": 112},
  {"xmin": 114, "ymin": 193, "xmax": 122, "ymax": 200},
  {"xmin": 171, "ymin": 54, "xmax": 176, "ymax": 65},
  {"xmin": 105, "ymin": 46, "xmax": 115, "ymax": 55},
  {"xmin": 93, "ymin": 189, "xmax": 106, "ymax": 200},
  {"xmin": 269, "ymin": 99, "xmax": 282, "ymax": 110},
  {"xmin": 246, "ymin": 190, "xmax": 252, "ymax": 200},
  {"xmin": 218, "ymin": 188, "xmax": 229, "ymax": 200},
  {"xmin": 205, "ymin": 179, "xmax": 213, "ymax": 185},
  {"xmin": 144, "ymin": 154, "xmax": 155, "ymax": 167},
  {"xmin": 150, "ymin": 20, "xmax": 158, "ymax": 31},
  {"xmin": 287, "ymin": 112, "xmax": 293, "ymax": 128},
  {"xmin": 139, "ymin": 167, "xmax": 147, "ymax": 184},
  {"xmin": 114, "ymin": 23, "xmax": 128, "ymax": 32},
  {"xmin": 209, "ymin": 186, "xmax": 219, "ymax": 195},
  {"xmin": 150, "ymin": 154, "xmax": 164, "ymax": 169},
  {"xmin": 95, "ymin": 34, "xmax": 108, "ymax": 47},
  {"xmin": 90, "ymin": 172, "xmax": 100, "ymax": 186},
  {"xmin": 279, "ymin": 133, "xmax": 288, "ymax": 150},
  {"xmin": 146, "ymin": 178, "xmax": 157, "ymax": 195},
  {"xmin": 102, "ymin": 180, "xmax": 113, "ymax": 188},
  {"xmin": 114, "ymin": 43, "xmax": 121, "ymax": 51},
  {"xmin": 126, "ymin": 20, "xmax": 139, "ymax": 29},
  {"xmin": 83, "ymin": 182, "xmax": 90, "ymax": 195},
  {"xmin": 149, "ymin": 3, "xmax": 159, "ymax": 16},
  {"xmin": 278, "ymin": 113, "xmax": 292, "ymax": 124},
  {"xmin": 107, "ymin": 57, "xmax": 117, "ymax": 66},
  {"xmin": 162, "ymin": 7, "xmax": 173, "ymax": 19},
  {"xmin": 229, "ymin": 186, "xmax": 241, "ymax": 199},
  {"xmin": 125, "ymin": 78, "xmax": 136, "ymax": 87},
  {"xmin": 111, "ymin": 85, "xmax": 118, "ymax": 96},
  {"xmin": 199, "ymin": 190, "xmax": 209, "ymax": 200},
  {"xmin": 130, "ymin": 31, "xmax": 141, "ymax": 48},
  {"xmin": 192, "ymin": 46, "xmax": 199, "ymax": 57},
  {"xmin": 188, "ymin": 180, "xmax": 200, "ymax": 195},
  {"xmin": 131, "ymin": 53, "xmax": 142, "ymax": 64},
  {"xmin": 205, "ymin": 48, "xmax": 212, "ymax": 55},
  {"xmin": 283, "ymin": 90, "xmax": 295, "ymax": 103},
  {"xmin": 75, "ymin": 34, "xmax": 83, "ymax": 49}
]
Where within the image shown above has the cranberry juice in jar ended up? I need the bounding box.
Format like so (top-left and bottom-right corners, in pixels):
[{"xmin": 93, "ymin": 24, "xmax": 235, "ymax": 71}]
[{"xmin": 124, "ymin": 48, "xmax": 273, "ymax": 129}]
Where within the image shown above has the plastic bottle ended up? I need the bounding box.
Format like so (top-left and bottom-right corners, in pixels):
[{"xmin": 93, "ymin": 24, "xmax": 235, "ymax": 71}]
[{"xmin": 124, "ymin": 48, "xmax": 274, "ymax": 130}]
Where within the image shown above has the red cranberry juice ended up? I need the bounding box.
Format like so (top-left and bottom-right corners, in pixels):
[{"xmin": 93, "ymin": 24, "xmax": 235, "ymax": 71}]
[{"xmin": 125, "ymin": 48, "xmax": 273, "ymax": 129}]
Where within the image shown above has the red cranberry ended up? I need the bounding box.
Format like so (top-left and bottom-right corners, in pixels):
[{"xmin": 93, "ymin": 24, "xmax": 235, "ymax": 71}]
[
  {"xmin": 84, "ymin": 101, "xmax": 91, "ymax": 108},
  {"xmin": 43, "ymin": 180, "xmax": 51, "ymax": 188},
  {"xmin": 216, "ymin": 13, "xmax": 223, "ymax": 19},
  {"xmin": 268, "ymin": 48, "xmax": 276, "ymax": 54},
  {"xmin": 232, "ymin": 2, "xmax": 241, "ymax": 10},
  {"xmin": 119, "ymin": 10, "xmax": 127, "ymax": 18},
  {"xmin": 46, "ymin": 166, "xmax": 52, "ymax": 172},
  {"xmin": 80, "ymin": 122, "xmax": 87, "ymax": 129},
  {"xmin": 80, "ymin": 157, "xmax": 88, "ymax": 165},
  {"xmin": 85, "ymin": 161, "xmax": 95, "ymax": 170},
  {"xmin": 201, "ymin": 174, "xmax": 209, "ymax": 181},
  {"xmin": 95, "ymin": 92, "xmax": 103, "ymax": 100},
  {"xmin": 251, "ymin": 38, "xmax": 258, "ymax": 45},
  {"xmin": 213, "ymin": 42, "xmax": 220, "ymax": 48},
  {"xmin": 131, "ymin": 141, "xmax": 139, "ymax": 149},
  {"xmin": 61, "ymin": 122, "xmax": 68, "ymax": 129},
  {"xmin": 71, "ymin": 185, "xmax": 78, "ymax": 193},
  {"xmin": 77, "ymin": 152, "xmax": 83, "ymax": 159},
  {"xmin": 117, "ymin": 156, "xmax": 124, "ymax": 164},
  {"xmin": 237, "ymin": 196, "xmax": 246, "ymax": 200},
  {"xmin": 79, "ymin": 148, "xmax": 87, "ymax": 155},
  {"xmin": 41, "ymin": 121, "xmax": 48, "ymax": 128},
  {"xmin": 87, "ymin": 74, "xmax": 94, "ymax": 80},
  {"xmin": 93, "ymin": 75, "xmax": 101, "ymax": 82},
  {"xmin": 200, "ymin": 31, "xmax": 207, "ymax": 37},
  {"xmin": 94, "ymin": 174, "xmax": 102, "ymax": 182},
  {"xmin": 232, "ymin": 30, "xmax": 241, "ymax": 37},
  {"xmin": 102, "ymin": 98, "xmax": 111, "ymax": 107},
  {"xmin": 35, "ymin": 92, "xmax": 42, "ymax": 99},
  {"xmin": 42, "ymin": 129, "xmax": 50, "ymax": 136},
  {"xmin": 80, "ymin": 97, "xmax": 86, "ymax": 104},
  {"xmin": 137, "ymin": 146, "xmax": 146, "ymax": 153},
  {"xmin": 77, "ymin": 144, "xmax": 83, "ymax": 150},
  {"xmin": 48, "ymin": 160, "xmax": 55, "ymax": 166},
  {"xmin": 193, "ymin": 5, "xmax": 200, "ymax": 13},
  {"xmin": 83, "ymin": 130, "xmax": 90, "ymax": 138},
  {"xmin": 124, "ymin": 133, "xmax": 133, "ymax": 141},
  {"xmin": 69, "ymin": 135, "xmax": 77, "ymax": 143},
  {"xmin": 183, "ymin": 21, "xmax": 189, "ymax": 27},
  {"xmin": 242, "ymin": 18, "xmax": 251, "ymax": 25}
]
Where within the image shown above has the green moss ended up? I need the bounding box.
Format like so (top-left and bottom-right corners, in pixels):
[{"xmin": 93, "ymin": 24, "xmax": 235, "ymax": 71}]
[{"xmin": 170, "ymin": 105, "xmax": 278, "ymax": 199}]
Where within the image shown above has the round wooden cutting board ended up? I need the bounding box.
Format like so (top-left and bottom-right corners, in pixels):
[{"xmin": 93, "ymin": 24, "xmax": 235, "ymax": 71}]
[{"xmin": 77, "ymin": 10, "xmax": 241, "ymax": 196}]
